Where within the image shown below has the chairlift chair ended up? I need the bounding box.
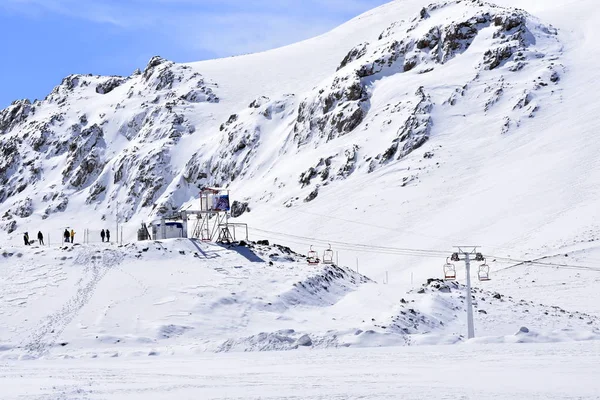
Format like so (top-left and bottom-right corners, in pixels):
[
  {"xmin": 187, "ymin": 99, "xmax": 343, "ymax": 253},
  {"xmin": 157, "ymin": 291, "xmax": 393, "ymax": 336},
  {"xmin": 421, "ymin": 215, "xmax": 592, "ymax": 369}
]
[
  {"xmin": 323, "ymin": 244, "xmax": 334, "ymax": 265},
  {"xmin": 443, "ymin": 257, "xmax": 457, "ymax": 280},
  {"xmin": 478, "ymin": 260, "xmax": 491, "ymax": 281},
  {"xmin": 307, "ymin": 246, "xmax": 320, "ymax": 265}
]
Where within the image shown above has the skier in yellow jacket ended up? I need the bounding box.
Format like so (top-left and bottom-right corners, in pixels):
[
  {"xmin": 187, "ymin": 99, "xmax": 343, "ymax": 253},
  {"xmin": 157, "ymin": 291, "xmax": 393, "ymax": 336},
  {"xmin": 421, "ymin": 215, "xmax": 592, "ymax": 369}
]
[{"xmin": 70, "ymin": 229, "xmax": 75, "ymax": 243}]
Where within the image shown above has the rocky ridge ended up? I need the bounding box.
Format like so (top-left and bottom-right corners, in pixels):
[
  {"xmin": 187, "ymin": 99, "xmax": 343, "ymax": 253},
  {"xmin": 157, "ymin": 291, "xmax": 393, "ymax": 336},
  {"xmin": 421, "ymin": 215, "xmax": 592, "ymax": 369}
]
[{"xmin": 0, "ymin": 0, "xmax": 564, "ymax": 233}]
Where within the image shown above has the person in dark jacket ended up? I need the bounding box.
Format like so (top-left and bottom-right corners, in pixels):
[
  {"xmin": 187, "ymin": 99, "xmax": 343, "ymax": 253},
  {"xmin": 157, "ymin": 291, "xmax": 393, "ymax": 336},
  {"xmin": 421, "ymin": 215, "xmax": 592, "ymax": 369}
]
[
  {"xmin": 64, "ymin": 229, "xmax": 70, "ymax": 244},
  {"xmin": 100, "ymin": 229, "xmax": 105, "ymax": 243},
  {"xmin": 23, "ymin": 232, "xmax": 29, "ymax": 245},
  {"xmin": 106, "ymin": 229, "xmax": 111, "ymax": 243},
  {"xmin": 38, "ymin": 231, "xmax": 44, "ymax": 245}
]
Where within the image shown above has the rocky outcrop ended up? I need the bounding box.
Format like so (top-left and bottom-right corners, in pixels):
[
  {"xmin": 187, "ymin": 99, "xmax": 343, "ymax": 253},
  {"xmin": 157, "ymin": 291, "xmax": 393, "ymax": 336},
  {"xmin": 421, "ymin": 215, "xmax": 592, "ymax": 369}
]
[
  {"xmin": 379, "ymin": 87, "xmax": 433, "ymax": 165},
  {"xmin": 0, "ymin": 99, "xmax": 33, "ymax": 135},
  {"xmin": 142, "ymin": 56, "xmax": 168, "ymax": 80},
  {"xmin": 338, "ymin": 145, "xmax": 359, "ymax": 178},
  {"xmin": 62, "ymin": 124, "xmax": 106, "ymax": 188},
  {"xmin": 0, "ymin": 54, "xmax": 217, "ymax": 220},
  {"xmin": 304, "ymin": 187, "xmax": 319, "ymax": 203},
  {"xmin": 1, "ymin": 212, "xmax": 17, "ymax": 233},
  {"xmin": 110, "ymin": 146, "xmax": 175, "ymax": 219},
  {"xmin": 297, "ymin": 144, "xmax": 360, "ymax": 189},
  {"xmin": 42, "ymin": 193, "xmax": 69, "ymax": 219},
  {"xmin": 95, "ymin": 77, "xmax": 126, "ymax": 94},
  {"xmin": 183, "ymin": 95, "xmax": 292, "ymax": 188},
  {"xmin": 293, "ymin": 4, "xmax": 525, "ymax": 150},
  {"xmin": 337, "ymin": 42, "xmax": 369, "ymax": 71},
  {"xmin": 12, "ymin": 197, "xmax": 33, "ymax": 218},
  {"xmin": 231, "ymin": 201, "xmax": 251, "ymax": 218},
  {"xmin": 293, "ymin": 74, "xmax": 368, "ymax": 146}
]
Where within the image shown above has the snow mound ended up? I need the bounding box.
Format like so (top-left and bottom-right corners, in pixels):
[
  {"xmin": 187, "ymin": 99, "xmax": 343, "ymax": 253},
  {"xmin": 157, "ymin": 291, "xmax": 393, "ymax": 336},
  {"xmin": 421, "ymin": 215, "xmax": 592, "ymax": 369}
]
[
  {"xmin": 0, "ymin": 240, "xmax": 373, "ymax": 358},
  {"xmin": 382, "ymin": 279, "xmax": 600, "ymax": 345}
]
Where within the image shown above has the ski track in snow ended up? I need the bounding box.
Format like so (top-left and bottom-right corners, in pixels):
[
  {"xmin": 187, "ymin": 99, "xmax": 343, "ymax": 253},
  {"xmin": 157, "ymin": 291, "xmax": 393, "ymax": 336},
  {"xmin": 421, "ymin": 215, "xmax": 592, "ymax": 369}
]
[
  {"xmin": 1, "ymin": 261, "xmax": 66, "ymax": 324},
  {"xmin": 17, "ymin": 248, "xmax": 124, "ymax": 356}
]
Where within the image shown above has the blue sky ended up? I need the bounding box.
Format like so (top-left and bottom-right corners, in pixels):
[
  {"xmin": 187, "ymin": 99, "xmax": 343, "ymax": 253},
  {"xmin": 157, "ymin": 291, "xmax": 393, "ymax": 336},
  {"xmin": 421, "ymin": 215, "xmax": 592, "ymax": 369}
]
[{"xmin": 0, "ymin": 0, "xmax": 390, "ymax": 108}]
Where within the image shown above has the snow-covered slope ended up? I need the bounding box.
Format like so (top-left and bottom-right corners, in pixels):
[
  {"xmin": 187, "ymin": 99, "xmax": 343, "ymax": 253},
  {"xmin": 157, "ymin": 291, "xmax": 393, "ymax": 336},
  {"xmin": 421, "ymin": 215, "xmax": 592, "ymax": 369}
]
[
  {"xmin": 0, "ymin": 240, "xmax": 373, "ymax": 357},
  {"xmin": 2, "ymin": 0, "xmax": 600, "ymax": 359},
  {"xmin": 0, "ymin": 0, "xmax": 568, "ymax": 236},
  {"xmin": 1, "ymin": 239, "xmax": 598, "ymax": 360}
]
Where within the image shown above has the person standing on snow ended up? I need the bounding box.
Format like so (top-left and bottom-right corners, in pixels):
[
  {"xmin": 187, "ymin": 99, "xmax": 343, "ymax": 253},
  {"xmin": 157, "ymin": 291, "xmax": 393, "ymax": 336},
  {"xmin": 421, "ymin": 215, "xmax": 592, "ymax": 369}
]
[
  {"xmin": 106, "ymin": 229, "xmax": 111, "ymax": 243},
  {"xmin": 64, "ymin": 229, "xmax": 70, "ymax": 244},
  {"xmin": 23, "ymin": 232, "xmax": 29, "ymax": 245},
  {"xmin": 100, "ymin": 229, "xmax": 105, "ymax": 243},
  {"xmin": 70, "ymin": 229, "xmax": 75, "ymax": 243},
  {"xmin": 38, "ymin": 231, "xmax": 44, "ymax": 245}
]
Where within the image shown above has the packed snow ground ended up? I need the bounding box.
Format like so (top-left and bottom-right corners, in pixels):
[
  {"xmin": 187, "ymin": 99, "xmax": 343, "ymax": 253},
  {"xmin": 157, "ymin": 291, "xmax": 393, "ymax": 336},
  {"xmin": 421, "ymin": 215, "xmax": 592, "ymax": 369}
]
[
  {"xmin": 0, "ymin": 239, "xmax": 598, "ymax": 360},
  {"xmin": 2, "ymin": 341, "xmax": 600, "ymax": 399}
]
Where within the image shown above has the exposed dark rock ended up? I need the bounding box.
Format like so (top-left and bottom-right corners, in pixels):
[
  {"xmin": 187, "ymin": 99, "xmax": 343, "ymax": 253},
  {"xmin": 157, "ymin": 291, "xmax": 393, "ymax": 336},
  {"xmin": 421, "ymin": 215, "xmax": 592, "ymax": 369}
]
[
  {"xmin": 220, "ymin": 114, "xmax": 238, "ymax": 131},
  {"xmin": 62, "ymin": 124, "xmax": 106, "ymax": 188},
  {"xmin": 183, "ymin": 87, "xmax": 219, "ymax": 103},
  {"xmin": 231, "ymin": 200, "xmax": 251, "ymax": 218},
  {"xmin": 86, "ymin": 183, "xmax": 106, "ymax": 204},
  {"xmin": 96, "ymin": 77, "xmax": 126, "ymax": 95},
  {"xmin": 299, "ymin": 167, "xmax": 318, "ymax": 188},
  {"xmin": 377, "ymin": 87, "xmax": 432, "ymax": 168},
  {"xmin": 338, "ymin": 42, "xmax": 369, "ymax": 71},
  {"xmin": 13, "ymin": 197, "xmax": 33, "ymax": 218},
  {"xmin": 249, "ymin": 96, "xmax": 270, "ymax": 108},
  {"xmin": 155, "ymin": 68, "xmax": 175, "ymax": 91},
  {"xmin": 1, "ymin": 218, "xmax": 17, "ymax": 233},
  {"xmin": 337, "ymin": 145, "xmax": 359, "ymax": 178},
  {"xmin": 484, "ymin": 46, "xmax": 515, "ymax": 70},
  {"xmin": 304, "ymin": 187, "xmax": 319, "ymax": 203},
  {"xmin": 0, "ymin": 99, "xmax": 32, "ymax": 135},
  {"xmin": 294, "ymin": 75, "xmax": 368, "ymax": 145},
  {"xmin": 143, "ymin": 56, "xmax": 168, "ymax": 77},
  {"xmin": 296, "ymin": 334, "xmax": 312, "ymax": 347}
]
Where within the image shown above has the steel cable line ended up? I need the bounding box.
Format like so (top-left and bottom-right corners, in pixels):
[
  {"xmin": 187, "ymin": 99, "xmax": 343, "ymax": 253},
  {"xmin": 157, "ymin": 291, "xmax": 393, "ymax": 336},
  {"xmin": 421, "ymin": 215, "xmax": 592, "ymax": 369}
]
[
  {"xmin": 250, "ymin": 227, "xmax": 449, "ymax": 257},
  {"xmin": 252, "ymin": 231, "xmax": 445, "ymax": 258},
  {"xmin": 486, "ymin": 253, "xmax": 600, "ymax": 271},
  {"xmin": 252, "ymin": 228, "xmax": 551, "ymax": 265},
  {"xmin": 251, "ymin": 226, "xmax": 600, "ymax": 272},
  {"xmin": 505, "ymin": 260, "xmax": 600, "ymax": 272}
]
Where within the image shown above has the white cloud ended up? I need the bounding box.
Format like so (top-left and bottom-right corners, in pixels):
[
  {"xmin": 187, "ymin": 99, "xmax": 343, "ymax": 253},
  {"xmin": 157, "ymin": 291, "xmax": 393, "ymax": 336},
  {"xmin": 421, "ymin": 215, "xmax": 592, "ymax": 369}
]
[
  {"xmin": 167, "ymin": 11, "xmax": 340, "ymax": 58},
  {"xmin": 1, "ymin": 0, "xmax": 390, "ymax": 56}
]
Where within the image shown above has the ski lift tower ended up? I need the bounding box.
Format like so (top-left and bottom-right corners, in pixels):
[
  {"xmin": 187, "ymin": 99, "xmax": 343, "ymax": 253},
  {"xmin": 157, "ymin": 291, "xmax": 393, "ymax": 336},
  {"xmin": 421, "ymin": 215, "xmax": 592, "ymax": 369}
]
[{"xmin": 449, "ymin": 246, "xmax": 485, "ymax": 339}]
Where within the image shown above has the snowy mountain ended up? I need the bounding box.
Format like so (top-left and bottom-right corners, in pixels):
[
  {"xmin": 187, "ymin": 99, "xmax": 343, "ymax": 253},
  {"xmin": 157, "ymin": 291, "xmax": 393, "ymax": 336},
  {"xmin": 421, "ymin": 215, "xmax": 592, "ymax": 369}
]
[
  {"xmin": 0, "ymin": 0, "xmax": 565, "ymax": 236},
  {"xmin": 2, "ymin": 0, "xmax": 600, "ymax": 364}
]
